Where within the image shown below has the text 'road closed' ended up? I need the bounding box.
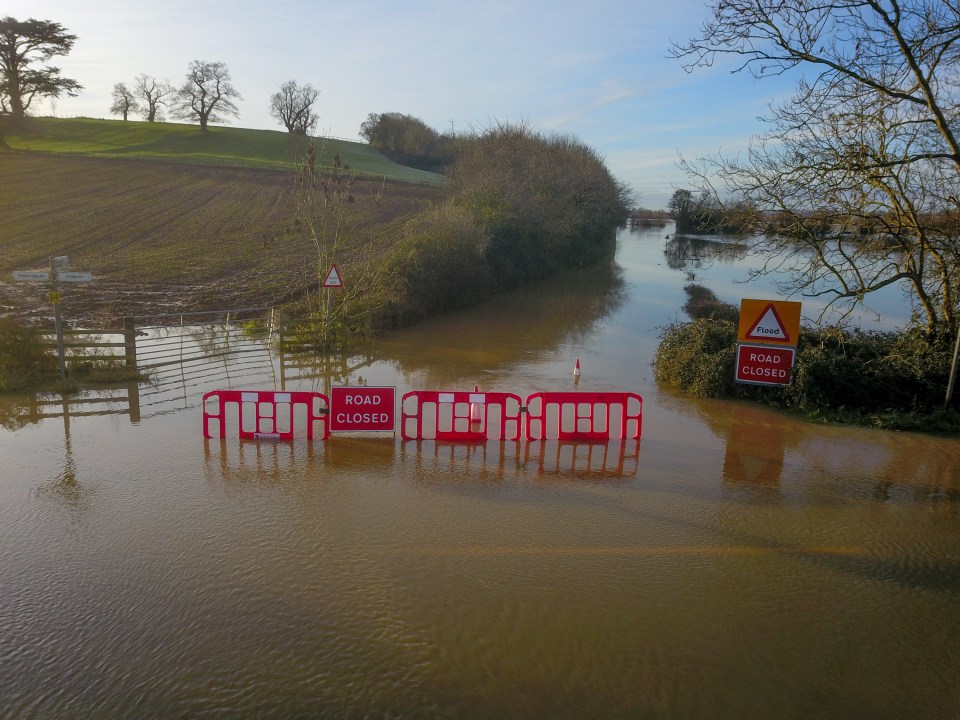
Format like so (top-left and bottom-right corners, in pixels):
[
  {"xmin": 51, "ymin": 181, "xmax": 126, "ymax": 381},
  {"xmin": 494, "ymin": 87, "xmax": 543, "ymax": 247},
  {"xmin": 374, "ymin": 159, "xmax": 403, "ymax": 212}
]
[
  {"xmin": 735, "ymin": 344, "xmax": 796, "ymax": 386},
  {"xmin": 329, "ymin": 386, "xmax": 396, "ymax": 432}
]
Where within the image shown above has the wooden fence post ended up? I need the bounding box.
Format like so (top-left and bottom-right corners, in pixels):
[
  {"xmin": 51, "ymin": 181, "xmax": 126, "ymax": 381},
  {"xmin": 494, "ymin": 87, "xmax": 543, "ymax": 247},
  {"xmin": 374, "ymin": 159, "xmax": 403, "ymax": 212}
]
[{"xmin": 123, "ymin": 316, "xmax": 138, "ymax": 369}]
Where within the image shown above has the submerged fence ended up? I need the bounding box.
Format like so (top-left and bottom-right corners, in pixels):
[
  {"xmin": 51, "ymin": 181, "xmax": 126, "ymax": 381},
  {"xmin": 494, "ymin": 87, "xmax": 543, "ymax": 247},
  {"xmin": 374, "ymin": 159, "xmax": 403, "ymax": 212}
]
[{"xmin": 127, "ymin": 308, "xmax": 276, "ymax": 370}]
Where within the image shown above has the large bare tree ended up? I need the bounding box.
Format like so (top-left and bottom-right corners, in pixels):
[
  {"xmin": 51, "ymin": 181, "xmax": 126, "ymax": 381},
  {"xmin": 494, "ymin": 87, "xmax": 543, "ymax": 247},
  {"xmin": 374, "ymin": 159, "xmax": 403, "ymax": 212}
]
[
  {"xmin": 174, "ymin": 60, "xmax": 240, "ymax": 131},
  {"xmin": 671, "ymin": 0, "xmax": 960, "ymax": 334},
  {"xmin": 270, "ymin": 80, "xmax": 319, "ymax": 135},
  {"xmin": 133, "ymin": 73, "xmax": 175, "ymax": 122}
]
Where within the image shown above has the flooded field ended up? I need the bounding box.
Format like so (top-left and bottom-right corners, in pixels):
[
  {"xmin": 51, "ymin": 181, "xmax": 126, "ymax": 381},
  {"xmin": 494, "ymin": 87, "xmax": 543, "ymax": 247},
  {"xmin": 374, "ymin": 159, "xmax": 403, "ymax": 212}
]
[{"xmin": 1, "ymin": 225, "xmax": 958, "ymax": 718}]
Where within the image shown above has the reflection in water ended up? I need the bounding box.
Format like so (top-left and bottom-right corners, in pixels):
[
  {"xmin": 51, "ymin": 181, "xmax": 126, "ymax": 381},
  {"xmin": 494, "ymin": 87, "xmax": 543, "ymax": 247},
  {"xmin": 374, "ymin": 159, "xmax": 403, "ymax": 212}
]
[
  {"xmin": 695, "ymin": 397, "xmax": 960, "ymax": 511},
  {"xmin": 202, "ymin": 438, "xmax": 639, "ymax": 486},
  {"xmin": 31, "ymin": 399, "xmax": 95, "ymax": 525},
  {"xmin": 524, "ymin": 440, "xmax": 640, "ymax": 480},
  {"xmin": 718, "ymin": 403, "xmax": 789, "ymax": 495},
  {"xmin": 203, "ymin": 437, "xmax": 326, "ymax": 485},
  {"xmin": 663, "ymin": 234, "xmax": 748, "ymax": 271},
  {"xmin": 377, "ymin": 250, "xmax": 627, "ymax": 386},
  {"xmin": 0, "ymin": 383, "xmax": 138, "ymax": 431}
]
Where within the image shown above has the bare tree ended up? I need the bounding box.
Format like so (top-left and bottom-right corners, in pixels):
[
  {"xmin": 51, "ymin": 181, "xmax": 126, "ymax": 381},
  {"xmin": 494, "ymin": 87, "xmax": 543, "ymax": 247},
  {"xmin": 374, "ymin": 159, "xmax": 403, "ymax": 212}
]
[
  {"xmin": 671, "ymin": 0, "xmax": 960, "ymax": 333},
  {"xmin": 289, "ymin": 139, "xmax": 386, "ymax": 348},
  {"xmin": 270, "ymin": 80, "xmax": 319, "ymax": 135},
  {"xmin": 133, "ymin": 73, "xmax": 174, "ymax": 122},
  {"xmin": 174, "ymin": 60, "xmax": 240, "ymax": 131},
  {"xmin": 109, "ymin": 82, "xmax": 138, "ymax": 121}
]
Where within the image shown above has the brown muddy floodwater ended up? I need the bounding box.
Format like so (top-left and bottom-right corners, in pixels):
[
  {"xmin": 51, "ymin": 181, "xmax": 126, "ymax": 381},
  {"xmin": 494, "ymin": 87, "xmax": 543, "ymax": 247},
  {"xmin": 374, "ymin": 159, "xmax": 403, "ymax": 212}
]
[{"xmin": 1, "ymin": 225, "xmax": 959, "ymax": 718}]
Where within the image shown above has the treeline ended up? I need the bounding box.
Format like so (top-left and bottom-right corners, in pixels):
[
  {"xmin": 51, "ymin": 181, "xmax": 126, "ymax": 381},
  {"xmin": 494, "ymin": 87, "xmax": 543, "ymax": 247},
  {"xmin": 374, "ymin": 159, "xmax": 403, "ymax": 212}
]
[
  {"xmin": 359, "ymin": 112, "xmax": 457, "ymax": 173},
  {"xmin": 667, "ymin": 189, "xmax": 753, "ymax": 234},
  {"xmin": 667, "ymin": 188, "xmax": 960, "ymax": 244}
]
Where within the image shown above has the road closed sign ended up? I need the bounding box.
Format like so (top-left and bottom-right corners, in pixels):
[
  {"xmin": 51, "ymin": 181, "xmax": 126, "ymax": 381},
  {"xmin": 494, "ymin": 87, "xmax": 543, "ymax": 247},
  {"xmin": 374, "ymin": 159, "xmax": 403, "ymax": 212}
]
[
  {"xmin": 329, "ymin": 386, "xmax": 396, "ymax": 432},
  {"xmin": 735, "ymin": 343, "xmax": 796, "ymax": 386}
]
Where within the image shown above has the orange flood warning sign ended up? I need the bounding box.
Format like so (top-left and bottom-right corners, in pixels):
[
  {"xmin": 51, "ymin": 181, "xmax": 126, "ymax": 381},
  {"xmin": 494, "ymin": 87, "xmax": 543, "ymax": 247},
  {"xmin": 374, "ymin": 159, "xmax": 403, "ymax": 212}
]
[{"xmin": 737, "ymin": 299, "xmax": 801, "ymax": 345}]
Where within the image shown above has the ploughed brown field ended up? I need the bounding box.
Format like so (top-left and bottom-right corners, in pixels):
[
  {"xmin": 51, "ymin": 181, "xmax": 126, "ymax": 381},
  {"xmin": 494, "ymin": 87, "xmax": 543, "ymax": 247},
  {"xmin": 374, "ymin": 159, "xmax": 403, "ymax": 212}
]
[{"xmin": 0, "ymin": 153, "xmax": 440, "ymax": 325}]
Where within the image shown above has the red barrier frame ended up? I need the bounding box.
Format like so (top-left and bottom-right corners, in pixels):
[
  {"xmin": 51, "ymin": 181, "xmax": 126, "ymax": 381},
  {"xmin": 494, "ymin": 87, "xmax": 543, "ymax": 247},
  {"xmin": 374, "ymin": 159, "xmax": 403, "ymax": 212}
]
[
  {"xmin": 401, "ymin": 390, "xmax": 523, "ymax": 441},
  {"xmin": 202, "ymin": 389, "xmax": 329, "ymax": 440},
  {"xmin": 524, "ymin": 391, "xmax": 642, "ymax": 441}
]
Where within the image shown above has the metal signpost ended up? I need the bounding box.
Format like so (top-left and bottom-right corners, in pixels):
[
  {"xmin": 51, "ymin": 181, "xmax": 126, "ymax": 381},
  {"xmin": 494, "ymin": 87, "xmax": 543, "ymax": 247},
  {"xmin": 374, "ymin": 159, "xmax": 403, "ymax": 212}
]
[{"xmin": 10, "ymin": 256, "xmax": 94, "ymax": 382}]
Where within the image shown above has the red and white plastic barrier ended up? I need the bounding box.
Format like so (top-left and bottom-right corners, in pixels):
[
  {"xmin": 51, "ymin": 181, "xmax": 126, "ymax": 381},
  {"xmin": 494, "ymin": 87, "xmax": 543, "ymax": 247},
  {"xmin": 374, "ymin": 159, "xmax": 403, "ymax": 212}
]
[
  {"xmin": 524, "ymin": 391, "xmax": 642, "ymax": 441},
  {"xmin": 401, "ymin": 390, "xmax": 524, "ymax": 441},
  {"xmin": 202, "ymin": 390, "xmax": 329, "ymax": 440},
  {"xmin": 204, "ymin": 387, "xmax": 643, "ymax": 443}
]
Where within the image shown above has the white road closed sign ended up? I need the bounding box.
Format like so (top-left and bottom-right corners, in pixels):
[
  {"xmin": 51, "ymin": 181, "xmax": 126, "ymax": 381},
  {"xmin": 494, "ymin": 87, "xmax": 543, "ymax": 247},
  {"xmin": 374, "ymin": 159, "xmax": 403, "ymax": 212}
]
[{"xmin": 329, "ymin": 386, "xmax": 396, "ymax": 432}]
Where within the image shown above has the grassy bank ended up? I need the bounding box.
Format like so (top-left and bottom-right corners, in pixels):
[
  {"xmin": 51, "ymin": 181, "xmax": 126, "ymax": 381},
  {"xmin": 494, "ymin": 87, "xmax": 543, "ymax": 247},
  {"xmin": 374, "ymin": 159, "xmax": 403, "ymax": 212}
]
[{"xmin": 5, "ymin": 117, "xmax": 443, "ymax": 183}]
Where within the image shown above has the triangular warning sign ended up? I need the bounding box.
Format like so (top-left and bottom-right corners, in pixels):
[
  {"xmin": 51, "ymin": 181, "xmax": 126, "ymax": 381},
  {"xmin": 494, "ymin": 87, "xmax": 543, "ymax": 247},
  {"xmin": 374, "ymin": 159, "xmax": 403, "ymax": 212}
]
[
  {"xmin": 322, "ymin": 264, "xmax": 343, "ymax": 288},
  {"xmin": 745, "ymin": 303, "xmax": 790, "ymax": 343}
]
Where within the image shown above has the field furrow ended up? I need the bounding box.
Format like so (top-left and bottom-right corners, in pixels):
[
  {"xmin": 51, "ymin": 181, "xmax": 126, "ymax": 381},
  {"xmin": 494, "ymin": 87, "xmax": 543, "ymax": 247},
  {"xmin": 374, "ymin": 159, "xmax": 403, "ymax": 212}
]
[{"xmin": 0, "ymin": 154, "xmax": 439, "ymax": 324}]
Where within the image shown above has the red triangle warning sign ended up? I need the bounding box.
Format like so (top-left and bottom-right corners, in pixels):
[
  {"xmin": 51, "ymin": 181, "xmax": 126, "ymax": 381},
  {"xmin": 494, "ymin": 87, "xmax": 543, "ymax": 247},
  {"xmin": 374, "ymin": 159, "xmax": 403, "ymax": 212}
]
[
  {"xmin": 745, "ymin": 303, "xmax": 790, "ymax": 343},
  {"xmin": 322, "ymin": 264, "xmax": 344, "ymax": 288}
]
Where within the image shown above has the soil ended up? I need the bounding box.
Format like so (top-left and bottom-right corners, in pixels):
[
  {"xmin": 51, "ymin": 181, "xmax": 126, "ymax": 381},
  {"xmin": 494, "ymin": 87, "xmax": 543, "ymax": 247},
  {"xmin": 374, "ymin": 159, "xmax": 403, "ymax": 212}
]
[{"xmin": 0, "ymin": 153, "xmax": 440, "ymax": 327}]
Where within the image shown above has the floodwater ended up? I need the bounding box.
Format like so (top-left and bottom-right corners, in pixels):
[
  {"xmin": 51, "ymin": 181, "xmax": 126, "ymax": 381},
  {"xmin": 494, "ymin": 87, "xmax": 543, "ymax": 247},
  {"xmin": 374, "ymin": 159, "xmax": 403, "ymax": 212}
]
[{"xmin": 1, "ymin": 225, "xmax": 959, "ymax": 719}]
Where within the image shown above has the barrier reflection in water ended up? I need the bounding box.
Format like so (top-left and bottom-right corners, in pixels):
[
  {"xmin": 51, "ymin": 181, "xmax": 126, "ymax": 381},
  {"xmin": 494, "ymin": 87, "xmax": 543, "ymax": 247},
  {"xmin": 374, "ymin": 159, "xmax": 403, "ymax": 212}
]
[
  {"xmin": 524, "ymin": 440, "xmax": 641, "ymax": 480},
  {"xmin": 203, "ymin": 438, "xmax": 326, "ymax": 485},
  {"xmin": 402, "ymin": 441, "xmax": 522, "ymax": 483},
  {"xmin": 202, "ymin": 437, "xmax": 640, "ymax": 482}
]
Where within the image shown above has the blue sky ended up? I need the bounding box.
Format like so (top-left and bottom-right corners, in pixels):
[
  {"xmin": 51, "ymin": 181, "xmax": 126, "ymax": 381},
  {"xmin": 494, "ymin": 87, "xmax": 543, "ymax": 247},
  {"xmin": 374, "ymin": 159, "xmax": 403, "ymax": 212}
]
[{"xmin": 7, "ymin": 0, "xmax": 797, "ymax": 208}]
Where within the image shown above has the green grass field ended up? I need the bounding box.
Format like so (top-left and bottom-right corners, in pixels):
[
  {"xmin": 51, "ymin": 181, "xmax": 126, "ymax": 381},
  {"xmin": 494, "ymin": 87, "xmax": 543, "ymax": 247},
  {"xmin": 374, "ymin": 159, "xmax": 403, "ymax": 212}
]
[
  {"xmin": 6, "ymin": 116, "xmax": 443, "ymax": 184},
  {"xmin": 0, "ymin": 118, "xmax": 444, "ymax": 325}
]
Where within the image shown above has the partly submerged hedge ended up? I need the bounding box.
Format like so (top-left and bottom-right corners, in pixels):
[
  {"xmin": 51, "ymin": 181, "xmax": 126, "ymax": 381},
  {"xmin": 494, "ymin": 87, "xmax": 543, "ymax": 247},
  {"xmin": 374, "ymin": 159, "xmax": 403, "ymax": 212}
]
[
  {"xmin": 653, "ymin": 286, "xmax": 960, "ymax": 431},
  {"xmin": 354, "ymin": 123, "xmax": 631, "ymax": 333},
  {"xmin": 286, "ymin": 123, "xmax": 631, "ymax": 343}
]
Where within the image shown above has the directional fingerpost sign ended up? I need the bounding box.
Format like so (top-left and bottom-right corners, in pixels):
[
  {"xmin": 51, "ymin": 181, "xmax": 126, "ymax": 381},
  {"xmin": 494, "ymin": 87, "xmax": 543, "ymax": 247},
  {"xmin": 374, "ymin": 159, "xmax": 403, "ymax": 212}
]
[
  {"xmin": 11, "ymin": 257, "xmax": 95, "ymax": 382},
  {"xmin": 737, "ymin": 299, "xmax": 801, "ymax": 345},
  {"xmin": 322, "ymin": 264, "xmax": 344, "ymax": 288},
  {"xmin": 12, "ymin": 271, "xmax": 51, "ymax": 282}
]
